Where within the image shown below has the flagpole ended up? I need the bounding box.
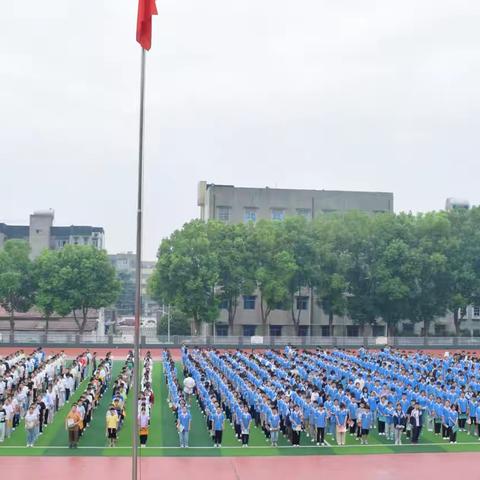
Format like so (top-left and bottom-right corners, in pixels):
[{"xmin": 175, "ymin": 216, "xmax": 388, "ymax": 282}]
[{"xmin": 132, "ymin": 46, "xmax": 146, "ymax": 480}]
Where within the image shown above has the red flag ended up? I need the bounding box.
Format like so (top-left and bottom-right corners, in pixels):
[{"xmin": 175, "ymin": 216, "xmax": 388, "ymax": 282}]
[{"xmin": 136, "ymin": 0, "xmax": 157, "ymax": 51}]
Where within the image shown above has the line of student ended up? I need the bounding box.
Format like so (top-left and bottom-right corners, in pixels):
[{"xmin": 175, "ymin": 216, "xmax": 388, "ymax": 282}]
[
  {"xmin": 0, "ymin": 348, "xmax": 91, "ymax": 446},
  {"xmin": 179, "ymin": 346, "xmax": 480, "ymax": 448}
]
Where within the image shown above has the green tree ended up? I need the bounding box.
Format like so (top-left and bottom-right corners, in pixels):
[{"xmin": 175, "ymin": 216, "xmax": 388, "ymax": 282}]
[
  {"xmin": 445, "ymin": 207, "xmax": 480, "ymax": 336},
  {"xmin": 206, "ymin": 221, "xmax": 255, "ymax": 334},
  {"xmin": 148, "ymin": 220, "xmax": 219, "ymax": 335},
  {"xmin": 35, "ymin": 245, "xmax": 120, "ymax": 334},
  {"xmin": 157, "ymin": 309, "xmax": 191, "ymax": 336},
  {"xmin": 0, "ymin": 240, "xmax": 35, "ymax": 334},
  {"xmin": 34, "ymin": 249, "xmax": 58, "ymax": 332},
  {"xmin": 246, "ymin": 220, "xmax": 296, "ymax": 336}
]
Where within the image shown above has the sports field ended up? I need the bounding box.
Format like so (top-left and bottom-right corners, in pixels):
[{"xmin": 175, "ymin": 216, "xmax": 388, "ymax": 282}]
[{"xmin": 1, "ymin": 358, "xmax": 480, "ymax": 458}]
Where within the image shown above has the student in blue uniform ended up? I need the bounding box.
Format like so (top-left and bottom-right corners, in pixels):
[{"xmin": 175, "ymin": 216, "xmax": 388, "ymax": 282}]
[
  {"xmin": 314, "ymin": 404, "xmax": 327, "ymax": 446},
  {"xmin": 360, "ymin": 405, "xmax": 373, "ymax": 445},
  {"xmin": 290, "ymin": 404, "xmax": 303, "ymax": 446},
  {"xmin": 213, "ymin": 405, "xmax": 225, "ymax": 447},
  {"xmin": 268, "ymin": 407, "xmax": 281, "ymax": 447},
  {"xmin": 177, "ymin": 405, "xmax": 191, "ymax": 448},
  {"xmin": 448, "ymin": 404, "xmax": 459, "ymax": 444},
  {"xmin": 240, "ymin": 404, "xmax": 252, "ymax": 447}
]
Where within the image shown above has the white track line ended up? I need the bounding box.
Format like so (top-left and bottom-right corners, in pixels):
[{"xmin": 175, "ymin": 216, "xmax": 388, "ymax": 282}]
[{"xmin": 1, "ymin": 442, "xmax": 479, "ymax": 450}]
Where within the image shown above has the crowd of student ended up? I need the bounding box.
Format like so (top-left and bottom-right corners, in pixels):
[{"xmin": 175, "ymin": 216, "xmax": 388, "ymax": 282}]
[
  {"xmin": 0, "ymin": 348, "xmax": 92, "ymax": 447},
  {"xmin": 137, "ymin": 351, "xmax": 154, "ymax": 447},
  {"xmin": 179, "ymin": 346, "xmax": 480, "ymax": 447}
]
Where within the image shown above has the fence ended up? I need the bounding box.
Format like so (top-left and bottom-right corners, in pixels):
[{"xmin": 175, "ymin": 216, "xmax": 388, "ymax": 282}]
[{"xmin": 1, "ymin": 332, "xmax": 480, "ymax": 349}]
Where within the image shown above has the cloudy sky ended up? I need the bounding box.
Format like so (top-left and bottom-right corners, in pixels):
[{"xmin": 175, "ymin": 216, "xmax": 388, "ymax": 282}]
[{"xmin": 1, "ymin": 1, "xmax": 479, "ymax": 258}]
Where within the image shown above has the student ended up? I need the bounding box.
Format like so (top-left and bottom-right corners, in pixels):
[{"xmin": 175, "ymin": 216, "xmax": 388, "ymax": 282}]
[
  {"xmin": 448, "ymin": 404, "xmax": 459, "ymax": 444},
  {"xmin": 290, "ymin": 404, "xmax": 303, "ymax": 447},
  {"xmin": 138, "ymin": 406, "xmax": 149, "ymax": 447},
  {"xmin": 213, "ymin": 406, "xmax": 225, "ymax": 447},
  {"xmin": 65, "ymin": 404, "xmax": 82, "ymax": 449},
  {"xmin": 410, "ymin": 403, "xmax": 422, "ymax": 444},
  {"xmin": 177, "ymin": 405, "xmax": 191, "ymax": 448},
  {"xmin": 105, "ymin": 406, "xmax": 119, "ymax": 447},
  {"xmin": 456, "ymin": 392, "xmax": 468, "ymax": 432},
  {"xmin": 393, "ymin": 404, "xmax": 407, "ymax": 445},
  {"xmin": 335, "ymin": 403, "xmax": 348, "ymax": 446},
  {"xmin": 314, "ymin": 404, "xmax": 327, "ymax": 446},
  {"xmin": 385, "ymin": 401, "xmax": 395, "ymax": 441},
  {"xmin": 25, "ymin": 405, "xmax": 39, "ymax": 447},
  {"xmin": 360, "ymin": 405, "xmax": 372, "ymax": 445},
  {"xmin": 240, "ymin": 404, "xmax": 252, "ymax": 447},
  {"xmin": 0, "ymin": 401, "xmax": 6, "ymax": 443},
  {"xmin": 268, "ymin": 407, "xmax": 281, "ymax": 447}
]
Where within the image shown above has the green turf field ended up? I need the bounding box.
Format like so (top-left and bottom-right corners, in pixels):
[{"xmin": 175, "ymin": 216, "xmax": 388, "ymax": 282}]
[{"xmin": 1, "ymin": 360, "xmax": 479, "ymax": 457}]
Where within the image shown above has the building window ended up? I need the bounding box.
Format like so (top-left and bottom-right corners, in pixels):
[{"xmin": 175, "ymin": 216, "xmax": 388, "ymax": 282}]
[
  {"xmin": 219, "ymin": 299, "xmax": 229, "ymax": 310},
  {"xmin": 215, "ymin": 324, "xmax": 228, "ymax": 336},
  {"xmin": 372, "ymin": 325, "xmax": 385, "ymax": 337},
  {"xmin": 321, "ymin": 326, "xmax": 330, "ymax": 337},
  {"xmin": 271, "ymin": 208, "xmax": 285, "ymax": 221},
  {"xmin": 435, "ymin": 324, "xmax": 447, "ymax": 336},
  {"xmin": 216, "ymin": 206, "xmax": 231, "ymax": 222},
  {"xmin": 296, "ymin": 208, "xmax": 312, "ymax": 220},
  {"xmin": 296, "ymin": 296, "xmax": 309, "ymax": 310},
  {"xmin": 269, "ymin": 325, "xmax": 282, "ymax": 337},
  {"xmin": 298, "ymin": 326, "xmax": 309, "ymax": 337},
  {"xmin": 244, "ymin": 208, "xmax": 257, "ymax": 223},
  {"xmin": 243, "ymin": 295, "xmax": 256, "ymax": 310},
  {"xmin": 346, "ymin": 325, "xmax": 359, "ymax": 337},
  {"xmin": 243, "ymin": 325, "xmax": 256, "ymax": 337},
  {"xmin": 473, "ymin": 306, "xmax": 480, "ymax": 318}
]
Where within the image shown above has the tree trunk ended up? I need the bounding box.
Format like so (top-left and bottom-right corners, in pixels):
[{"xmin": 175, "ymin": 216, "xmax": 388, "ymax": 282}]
[
  {"xmin": 9, "ymin": 310, "xmax": 14, "ymax": 335},
  {"xmin": 45, "ymin": 316, "xmax": 50, "ymax": 334},
  {"xmin": 191, "ymin": 314, "xmax": 199, "ymax": 336},
  {"xmin": 387, "ymin": 320, "xmax": 396, "ymax": 338},
  {"xmin": 291, "ymin": 300, "xmax": 301, "ymax": 336},
  {"xmin": 260, "ymin": 298, "xmax": 270, "ymax": 337},
  {"xmin": 423, "ymin": 318, "xmax": 430, "ymax": 338},
  {"xmin": 453, "ymin": 309, "xmax": 461, "ymax": 337},
  {"xmin": 228, "ymin": 298, "xmax": 237, "ymax": 335},
  {"xmin": 328, "ymin": 311, "xmax": 334, "ymax": 337}
]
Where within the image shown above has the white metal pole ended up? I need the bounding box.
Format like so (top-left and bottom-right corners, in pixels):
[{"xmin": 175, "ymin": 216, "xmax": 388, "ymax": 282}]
[{"xmin": 132, "ymin": 46, "xmax": 146, "ymax": 480}]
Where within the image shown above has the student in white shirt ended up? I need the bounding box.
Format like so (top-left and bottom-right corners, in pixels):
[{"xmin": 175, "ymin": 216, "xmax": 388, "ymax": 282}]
[{"xmin": 25, "ymin": 405, "xmax": 39, "ymax": 447}]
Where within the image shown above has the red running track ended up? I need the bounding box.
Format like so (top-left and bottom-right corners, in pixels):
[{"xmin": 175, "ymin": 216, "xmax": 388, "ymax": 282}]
[{"xmin": 2, "ymin": 453, "xmax": 480, "ymax": 480}]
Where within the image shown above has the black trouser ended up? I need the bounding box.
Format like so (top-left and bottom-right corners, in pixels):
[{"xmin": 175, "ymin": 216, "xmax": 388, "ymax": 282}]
[
  {"xmin": 65, "ymin": 389, "xmax": 70, "ymax": 401},
  {"xmin": 234, "ymin": 422, "xmax": 241, "ymax": 439},
  {"xmin": 241, "ymin": 433, "xmax": 249, "ymax": 445},
  {"xmin": 411, "ymin": 425, "xmax": 421, "ymax": 443},
  {"xmin": 448, "ymin": 427, "xmax": 457, "ymax": 443},
  {"xmin": 214, "ymin": 430, "xmax": 223, "ymax": 445},
  {"xmin": 316, "ymin": 427, "xmax": 325, "ymax": 444},
  {"xmin": 349, "ymin": 419, "xmax": 356, "ymax": 434},
  {"xmin": 459, "ymin": 418, "xmax": 466, "ymax": 429},
  {"xmin": 140, "ymin": 434, "xmax": 148, "ymax": 445},
  {"xmin": 442, "ymin": 424, "xmax": 448, "ymax": 438},
  {"xmin": 292, "ymin": 430, "xmax": 301, "ymax": 445},
  {"xmin": 434, "ymin": 421, "xmax": 441, "ymax": 434},
  {"xmin": 378, "ymin": 420, "xmax": 385, "ymax": 434}
]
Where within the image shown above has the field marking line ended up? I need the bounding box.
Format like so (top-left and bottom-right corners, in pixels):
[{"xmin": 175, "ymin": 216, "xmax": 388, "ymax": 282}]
[{"xmin": 1, "ymin": 441, "xmax": 479, "ymax": 450}]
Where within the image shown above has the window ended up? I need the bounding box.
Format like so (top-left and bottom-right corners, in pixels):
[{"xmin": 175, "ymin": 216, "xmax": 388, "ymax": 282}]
[
  {"xmin": 372, "ymin": 325, "xmax": 385, "ymax": 337},
  {"xmin": 243, "ymin": 295, "xmax": 256, "ymax": 310},
  {"xmin": 346, "ymin": 325, "xmax": 359, "ymax": 337},
  {"xmin": 296, "ymin": 208, "xmax": 312, "ymax": 220},
  {"xmin": 296, "ymin": 296, "xmax": 309, "ymax": 310},
  {"xmin": 402, "ymin": 323, "xmax": 415, "ymax": 335},
  {"xmin": 271, "ymin": 208, "xmax": 285, "ymax": 221},
  {"xmin": 269, "ymin": 325, "xmax": 282, "ymax": 337},
  {"xmin": 435, "ymin": 324, "xmax": 447, "ymax": 336},
  {"xmin": 473, "ymin": 329, "xmax": 480, "ymax": 337},
  {"xmin": 473, "ymin": 306, "xmax": 480, "ymax": 318},
  {"xmin": 216, "ymin": 206, "xmax": 231, "ymax": 222},
  {"xmin": 242, "ymin": 325, "xmax": 256, "ymax": 337},
  {"xmin": 215, "ymin": 324, "xmax": 228, "ymax": 337},
  {"xmin": 244, "ymin": 208, "xmax": 257, "ymax": 223},
  {"xmin": 298, "ymin": 326, "xmax": 309, "ymax": 337},
  {"xmin": 321, "ymin": 326, "xmax": 331, "ymax": 337},
  {"xmin": 219, "ymin": 299, "xmax": 229, "ymax": 310}
]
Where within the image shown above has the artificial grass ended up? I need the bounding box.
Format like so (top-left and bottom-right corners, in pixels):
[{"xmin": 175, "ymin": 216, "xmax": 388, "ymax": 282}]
[{"xmin": 1, "ymin": 360, "xmax": 479, "ymax": 457}]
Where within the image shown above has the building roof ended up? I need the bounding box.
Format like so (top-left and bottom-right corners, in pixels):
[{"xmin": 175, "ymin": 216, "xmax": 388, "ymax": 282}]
[
  {"xmin": 0, "ymin": 223, "xmax": 29, "ymax": 238},
  {"xmin": 51, "ymin": 226, "xmax": 104, "ymax": 237}
]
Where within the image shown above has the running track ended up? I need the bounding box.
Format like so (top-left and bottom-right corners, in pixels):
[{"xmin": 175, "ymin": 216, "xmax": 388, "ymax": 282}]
[{"xmin": 2, "ymin": 452, "xmax": 480, "ymax": 480}]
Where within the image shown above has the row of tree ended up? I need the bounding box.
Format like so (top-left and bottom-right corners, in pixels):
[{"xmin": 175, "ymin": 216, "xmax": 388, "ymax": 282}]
[
  {"xmin": 148, "ymin": 208, "xmax": 480, "ymax": 337},
  {"xmin": 0, "ymin": 242, "xmax": 120, "ymax": 333}
]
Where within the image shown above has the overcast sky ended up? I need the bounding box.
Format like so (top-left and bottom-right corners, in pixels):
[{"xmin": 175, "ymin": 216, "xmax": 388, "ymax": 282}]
[{"xmin": 1, "ymin": 1, "xmax": 479, "ymax": 258}]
